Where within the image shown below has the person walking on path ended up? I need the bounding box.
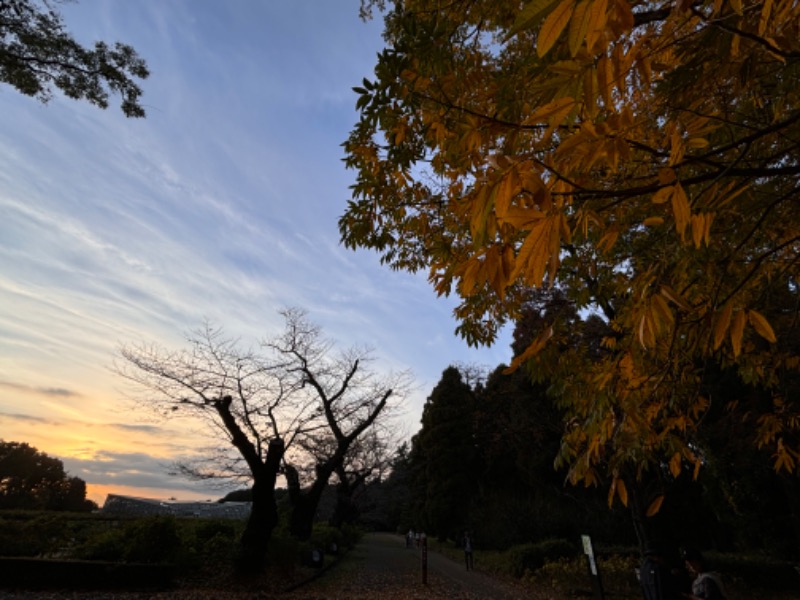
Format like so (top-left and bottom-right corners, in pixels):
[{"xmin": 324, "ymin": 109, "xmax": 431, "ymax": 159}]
[
  {"xmin": 463, "ymin": 531, "xmax": 474, "ymax": 571},
  {"xmin": 640, "ymin": 543, "xmax": 682, "ymax": 600}
]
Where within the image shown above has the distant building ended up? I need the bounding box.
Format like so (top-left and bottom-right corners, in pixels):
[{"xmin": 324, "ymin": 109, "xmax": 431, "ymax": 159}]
[{"xmin": 101, "ymin": 494, "xmax": 251, "ymax": 519}]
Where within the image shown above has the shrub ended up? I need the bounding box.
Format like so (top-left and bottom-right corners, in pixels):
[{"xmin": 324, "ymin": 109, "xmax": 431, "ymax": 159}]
[
  {"xmin": 193, "ymin": 519, "xmax": 237, "ymax": 546},
  {"xmin": 338, "ymin": 523, "xmax": 363, "ymax": 549},
  {"xmin": 74, "ymin": 527, "xmax": 127, "ymax": 562},
  {"xmin": 0, "ymin": 514, "xmax": 68, "ymax": 557},
  {"xmin": 123, "ymin": 516, "xmax": 183, "ymax": 563},
  {"xmin": 505, "ymin": 538, "xmax": 578, "ymax": 578},
  {"xmin": 75, "ymin": 516, "xmax": 183, "ymax": 564},
  {"xmin": 307, "ymin": 523, "xmax": 362, "ymax": 558},
  {"xmin": 532, "ymin": 553, "xmax": 641, "ymax": 596}
]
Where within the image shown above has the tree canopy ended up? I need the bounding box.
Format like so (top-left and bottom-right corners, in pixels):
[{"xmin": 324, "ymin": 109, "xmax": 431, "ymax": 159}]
[
  {"xmin": 343, "ymin": 0, "xmax": 800, "ymax": 509},
  {"xmin": 0, "ymin": 0, "xmax": 149, "ymax": 116},
  {"xmin": 0, "ymin": 441, "xmax": 95, "ymax": 511}
]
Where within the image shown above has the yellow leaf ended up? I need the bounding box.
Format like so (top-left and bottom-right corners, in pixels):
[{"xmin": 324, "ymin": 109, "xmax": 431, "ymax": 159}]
[
  {"xmin": 714, "ymin": 303, "xmax": 733, "ymax": 350},
  {"xmin": 773, "ymin": 439, "xmax": 796, "ymax": 473},
  {"xmin": 643, "ymin": 217, "xmax": 664, "ymax": 226},
  {"xmin": 502, "ymin": 244, "xmax": 516, "ymax": 281},
  {"xmin": 691, "ymin": 213, "xmax": 705, "ymax": 249},
  {"xmin": 617, "ymin": 478, "xmax": 628, "ymax": 506},
  {"xmin": 730, "ymin": 32, "xmax": 740, "ymax": 57},
  {"xmin": 646, "ymin": 495, "xmax": 665, "ymax": 517},
  {"xmin": 651, "ymin": 294, "xmax": 674, "ymax": 329},
  {"xmin": 581, "ymin": 120, "xmax": 598, "ymax": 139},
  {"xmin": 494, "ymin": 167, "xmax": 520, "ymax": 219},
  {"xmin": 638, "ymin": 313, "xmax": 653, "ymax": 349},
  {"xmin": 596, "ymin": 54, "xmax": 613, "ymax": 107},
  {"xmin": 704, "ymin": 211, "xmax": 714, "ymax": 244},
  {"xmin": 612, "ymin": 0, "xmax": 634, "ymax": 31},
  {"xmin": 469, "ymin": 186, "xmax": 493, "ymax": 244},
  {"xmin": 459, "ymin": 257, "xmax": 482, "ymax": 297},
  {"xmin": 693, "ymin": 457, "xmax": 702, "ymax": 480},
  {"xmin": 687, "ymin": 137, "xmax": 709, "ymax": 149},
  {"xmin": 729, "ymin": 0, "xmax": 743, "ymax": 15},
  {"xmin": 607, "ymin": 477, "xmax": 616, "ymax": 507},
  {"xmin": 659, "ymin": 285, "xmax": 687, "ymax": 311},
  {"xmin": 485, "ymin": 246, "xmax": 506, "ymax": 298},
  {"xmin": 524, "ymin": 96, "xmax": 575, "ymax": 125},
  {"xmin": 669, "ymin": 452, "xmax": 682, "ymax": 478},
  {"xmin": 568, "ymin": 0, "xmax": 592, "ymax": 57},
  {"xmin": 583, "ymin": 65, "xmax": 598, "ymax": 117},
  {"xmin": 748, "ymin": 309, "xmax": 777, "ymax": 343},
  {"xmin": 731, "ymin": 309, "xmax": 747, "ymax": 357},
  {"xmin": 498, "ymin": 205, "xmax": 545, "ymax": 229},
  {"xmin": 503, "ymin": 326, "xmax": 554, "ymax": 373},
  {"xmin": 597, "ymin": 225, "xmax": 619, "ymax": 254},
  {"xmin": 761, "ymin": 0, "xmax": 776, "ymax": 35},
  {"xmin": 671, "ymin": 183, "xmax": 691, "ymax": 240},
  {"xmin": 509, "ymin": 0, "xmax": 562, "ymax": 37},
  {"xmin": 510, "ymin": 214, "xmax": 562, "ymax": 286},
  {"xmin": 652, "ymin": 185, "xmax": 673, "ymax": 205},
  {"xmin": 668, "ymin": 127, "xmax": 685, "ymax": 166},
  {"xmin": 585, "ymin": 0, "xmax": 608, "ymax": 52},
  {"xmin": 538, "ymin": 0, "xmax": 576, "ymax": 57}
]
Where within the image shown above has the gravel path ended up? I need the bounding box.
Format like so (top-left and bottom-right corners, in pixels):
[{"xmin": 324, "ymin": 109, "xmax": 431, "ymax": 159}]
[{"xmin": 287, "ymin": 532, "xmax": 537, "ymax": 599}]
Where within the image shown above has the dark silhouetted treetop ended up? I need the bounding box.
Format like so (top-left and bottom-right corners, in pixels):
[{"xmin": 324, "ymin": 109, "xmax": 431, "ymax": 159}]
[
  {"xmin": 0, "ymin": 440, "xmax": 96, "ymax": 511},
  {"xmin": 0, "ymin": 0, "xmax": 149, "ymax": 117}
]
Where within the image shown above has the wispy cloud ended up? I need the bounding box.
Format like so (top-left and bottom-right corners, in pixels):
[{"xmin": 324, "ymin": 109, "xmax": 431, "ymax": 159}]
[{"xmin": 0, "ymin": 381, "xmax": 81, "ymax": 398}]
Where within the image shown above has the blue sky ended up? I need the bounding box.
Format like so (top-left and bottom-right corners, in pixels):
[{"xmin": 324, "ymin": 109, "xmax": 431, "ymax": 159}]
[{"xmin": 0, "ymin": 1, "xmax": 511, "ymax": 503}]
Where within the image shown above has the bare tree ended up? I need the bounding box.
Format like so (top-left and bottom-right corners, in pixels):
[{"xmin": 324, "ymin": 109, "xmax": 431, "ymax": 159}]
[
  {"xmin": 114, "ymin": 308, "xmax": 410, "ymax": 564},
  {"xmin": 271, "ymin": 308, "xmax": 412, "ymax": 540},
  {"xmin": 330, "ymin": 426, "xmax": 397, "ymax": 528}
]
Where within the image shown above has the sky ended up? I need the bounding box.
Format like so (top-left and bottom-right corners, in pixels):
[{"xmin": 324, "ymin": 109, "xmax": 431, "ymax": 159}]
[{"xmin": 0, "ymin": 1, "xmax": 512, "ymax": 505}]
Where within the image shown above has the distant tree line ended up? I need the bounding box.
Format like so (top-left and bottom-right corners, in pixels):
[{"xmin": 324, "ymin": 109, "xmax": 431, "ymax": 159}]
[{"xmin": 0, "ymin": 441, "xmax": 96, "ymax": 512}]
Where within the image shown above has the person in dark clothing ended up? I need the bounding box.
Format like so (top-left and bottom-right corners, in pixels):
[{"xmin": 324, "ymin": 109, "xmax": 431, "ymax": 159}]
[
  {"xmin": 463, "ymin": 531, "xmax": 474, "ymax": 571},
  {"xmin": 682, "ymin": 548, "xmax": 728, "ymax": 600},
  {"xmin": 640, "ymin": 544, "xmax": 682, "ymax": 600}
]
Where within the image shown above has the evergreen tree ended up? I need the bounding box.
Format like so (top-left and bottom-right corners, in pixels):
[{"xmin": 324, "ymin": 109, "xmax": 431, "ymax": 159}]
[{"xmin": 413, "ymin": 366, "xmax": 478, "ymax": 539}]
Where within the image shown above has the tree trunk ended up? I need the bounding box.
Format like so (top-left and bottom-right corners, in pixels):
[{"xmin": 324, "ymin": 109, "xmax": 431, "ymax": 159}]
[
  {"xmin": 238, "ymin": 438, "xmax": 284, "ymax": 571},
  {"xmin": 330, "ymin": 482, "xmax": 351, "ymax": 528},
  {"xmin": 289, "ymin": 494, "xmax": 318, "ymax": 541},
  {"xmin": 627, "ymin": 475, "xmax": 652, "ymax": 554},
  {"xmin": 287, "ymin": 462, "xmax": 335, "ymax": 541}
]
